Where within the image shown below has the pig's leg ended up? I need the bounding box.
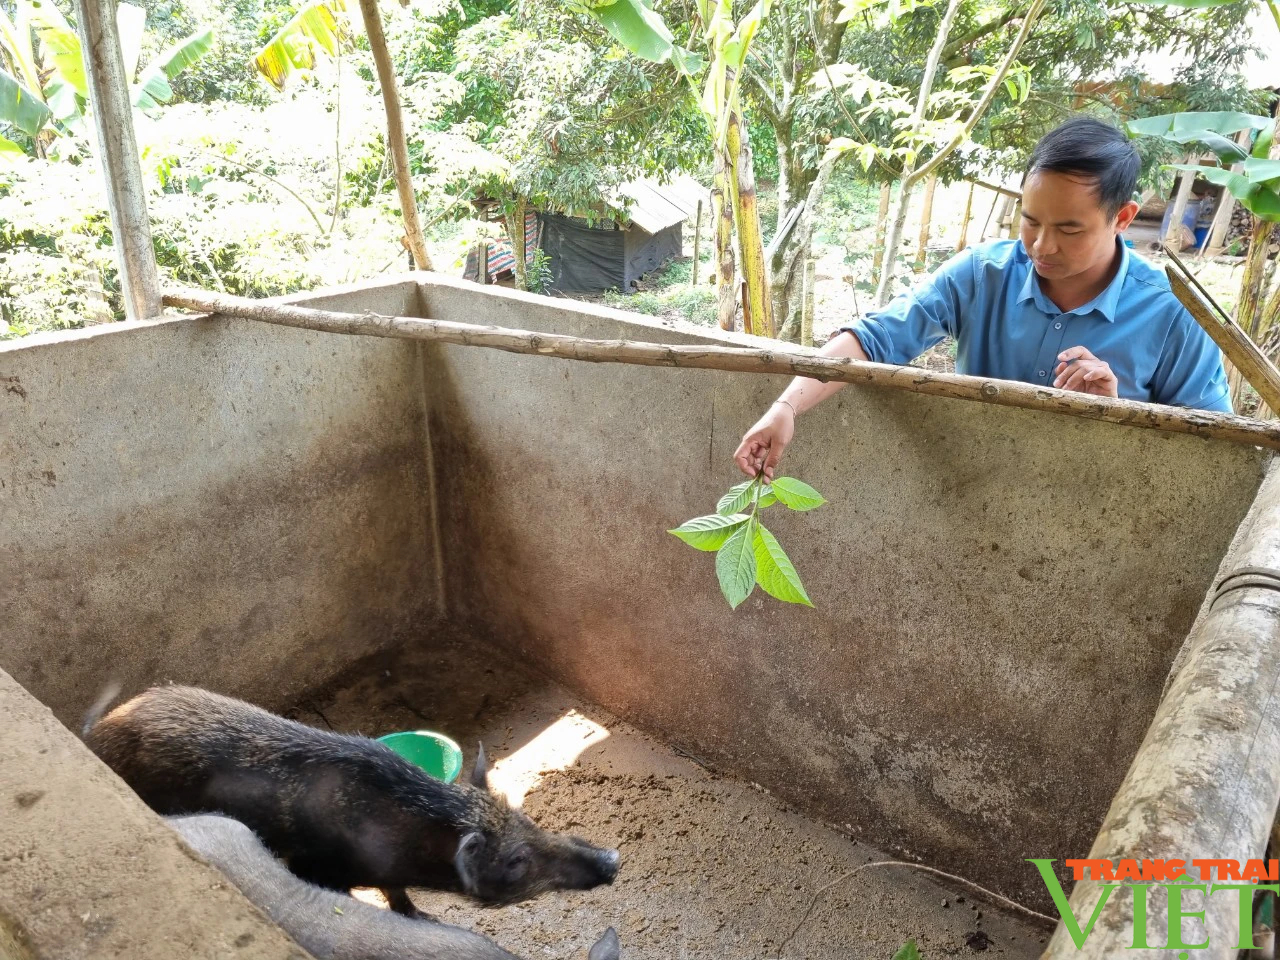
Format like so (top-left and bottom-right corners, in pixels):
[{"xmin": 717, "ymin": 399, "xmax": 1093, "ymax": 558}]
[{"xmin": 382, "ymin": 886, "xmax": 437, "ymax": 922}]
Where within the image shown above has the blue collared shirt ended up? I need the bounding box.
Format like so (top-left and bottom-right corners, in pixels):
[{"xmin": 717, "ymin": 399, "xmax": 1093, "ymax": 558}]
[{"xmin": 842, "ymin": 239, "xmax": 1232, "ymax": 412}]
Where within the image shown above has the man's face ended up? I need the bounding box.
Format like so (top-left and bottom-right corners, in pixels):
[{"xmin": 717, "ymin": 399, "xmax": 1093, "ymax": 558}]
[{"xmin": 1019, "ymin": 170, "xmax": 1138, "ymax": 283}]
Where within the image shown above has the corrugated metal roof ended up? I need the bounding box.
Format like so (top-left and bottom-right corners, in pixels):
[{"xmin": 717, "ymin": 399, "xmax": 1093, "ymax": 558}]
[{"xmin": 609, "ymin": 174, "xmax": 707, "ymax": 234}]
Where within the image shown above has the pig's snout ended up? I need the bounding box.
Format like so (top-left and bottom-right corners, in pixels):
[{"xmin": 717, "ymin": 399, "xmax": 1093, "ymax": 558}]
[{"xmin": 596, "ymin": 848, "xmax": 620, "ymax": 884}]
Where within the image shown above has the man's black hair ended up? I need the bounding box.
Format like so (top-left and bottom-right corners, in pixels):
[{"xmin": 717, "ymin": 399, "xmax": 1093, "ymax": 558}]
[{"xmin": 1023, "ymin": 116, "xmax": 1140, "ymax": 218}]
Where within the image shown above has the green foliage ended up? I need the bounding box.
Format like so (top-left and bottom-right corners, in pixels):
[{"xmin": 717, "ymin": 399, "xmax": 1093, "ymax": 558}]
[
  {"xmin": 526, "ymin": 245, "xmax": 555, "ymax": 294},
  {"xmin": 891, "ymin": 942, "xmax": 923, "ymax": 960},
  {"xmin": 670, "ymin": 473, "xmax": 824, "ymax": 609},
  {"xmin": 1128, "ymin": 110, "xmax": 1280, "ymax": 222}
]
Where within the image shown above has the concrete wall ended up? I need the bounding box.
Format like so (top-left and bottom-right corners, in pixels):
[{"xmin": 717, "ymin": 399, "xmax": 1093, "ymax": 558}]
[
  {"xmin": 417, "ymin": 274, "xmax": 1271, "ymax": 907},
  {"xmin": 0, "ymin": 279, "xmax": 441, "ymax": 724},
  {"xmin": 0, "ymin": 667, "xmax": 313, "ymax": 960}
]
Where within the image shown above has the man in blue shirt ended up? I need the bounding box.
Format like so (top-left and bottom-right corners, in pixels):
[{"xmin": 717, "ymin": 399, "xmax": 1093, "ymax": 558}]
[{"xmin": 734, "ymin": 116, "xmax": 1232, "ymax": 481}]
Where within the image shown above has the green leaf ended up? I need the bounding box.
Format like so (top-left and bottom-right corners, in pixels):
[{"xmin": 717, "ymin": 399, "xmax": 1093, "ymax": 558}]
[
  {"xmin": 586, "ymin": 0, "xmax": 675, "ymax": 64},
  {"xmin": 28, "ymin": 11, "xmax": 87, "ymax": 99},
  {"xmin": 1128, "ymin": 0, "xmax": 1240, "ymax": 5},
  {"xmin": 0, "ymin": 133, "xmax": 26, "ymax": 163},
  {"xmin": 717, "ymin": 478, "xmax": 765, "ymax": 515},
  {"xmin": 0, "ymin": 6, "xmax": 42, "ymax": 96},
  {"xmin": 757, "ymin": 492, "xmax": 777, "ymax": 509},
  {"xmin": 669, "ymin": 513, "xmax": 750, "ymax": 551},
  {"xmin": 1126, "ymin": 111, "xmax": 1270, "ymax": 141},
  {"xmin": 1244, "ymin": 158, "xmax": 1280, "ymax": 185},
  {"xmin": 252, "ymin": 0, "xmax": 351, "ymax": 91},
  {"xmin": 715, "ymin": 525, "xmax": 757, "ymax": 609},
  {"xmin": 134, "ymin": 27, "xmax": 214, "ymax": 111},
  {"xmin": 0, "ymin": 69, "xmax": 51, "ymax": 137},
  {"xmin": 1254, "ymin": 124, "xmax": 1276, "ymax": 161},
  {"xmin": 753, "ymin": 525, "xmax": 812, "ymax": 606},
  {"xmin": 770, "ymin": 477, "xmax": 827, "ymax": 511},
  {"xmin": 892, "ymin": 942, "xmax": 923, "ymax": 960}
]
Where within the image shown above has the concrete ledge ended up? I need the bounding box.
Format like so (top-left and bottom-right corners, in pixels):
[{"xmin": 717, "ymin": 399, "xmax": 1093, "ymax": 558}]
[{"xmin": 0, "ymin": 668, "xmax": 313, "ymax": 960}]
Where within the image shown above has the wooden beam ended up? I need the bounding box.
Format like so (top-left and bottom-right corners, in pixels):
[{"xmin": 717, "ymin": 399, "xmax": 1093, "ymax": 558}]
[
  {"xmin": 76, "ymin": 0, "xmax": 160, "ymax": 321},
  {"xmin": 163, "ymin": 287, "xmax": 1280, "ymax": 453},
  {"xmin": 1164, "ymin": 157, "xmax": 1197, "ymax": 249},
  {"xmin": 1166, "ymin": 262, "xmax": 1280, "ymax": 416}
]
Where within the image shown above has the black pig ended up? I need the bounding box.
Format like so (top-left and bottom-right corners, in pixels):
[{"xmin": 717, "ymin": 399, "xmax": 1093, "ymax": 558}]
[
  {"xmin": 84, "ymin": 685, "xmax": 619, "ymax": 915},
  {"xmin": 168, "ymin": 813, "xmax": 621, "ymax": 960}
]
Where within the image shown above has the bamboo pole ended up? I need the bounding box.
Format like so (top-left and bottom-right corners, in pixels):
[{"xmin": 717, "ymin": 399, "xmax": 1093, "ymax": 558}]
[
  {"xmin": 1042, "ymin": 462, "xmax": 1280, "ymax": 960},
  {"xmin": 163, "ymin": 287, "xmax": 1280, "ymax": 452},
  {"xmin": 957, "ymin": 182, "xmax": 975, "ymax": 253},
  {"xmin": 801, "ymin": 258, "xmax": 816, "ymax": 348},
  {"xmin": 914, "ymin": 174, "xmax": 938, "ymax": 273},
  {"xmin": 871, "ymin": 182, "xmax": 892, "ymax": 287},
  {"xmin": 690, "ymin": 198, "xmax": 703, "ymax": 290},
  {"xmin": 357, "ymin": 0, "xmax": 431, "ymax": 272},
  {"xmin": 1166, "ymin": 262, "xmax": 1280, "ymax": 416},
  {"xmin": 76, "ymin": 0, "xmax": 161, "ymax": 321}
]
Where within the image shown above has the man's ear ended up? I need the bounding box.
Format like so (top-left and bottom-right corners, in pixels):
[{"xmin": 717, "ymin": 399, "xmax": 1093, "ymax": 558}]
[{"xmin": 1115, "ymin": 199, "xmax": 1141, "ymax": 234}]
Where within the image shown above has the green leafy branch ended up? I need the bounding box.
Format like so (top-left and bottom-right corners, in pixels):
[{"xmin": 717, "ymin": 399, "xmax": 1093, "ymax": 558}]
[{"xmin": 669, "ymin": 473, "xmax": 826, "ymax": 610}]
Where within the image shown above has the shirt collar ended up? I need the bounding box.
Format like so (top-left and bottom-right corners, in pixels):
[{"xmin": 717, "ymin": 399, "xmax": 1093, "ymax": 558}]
[{"xmin": 1016, "ymin": 237, "xmax": 1129, "ymax": 323}]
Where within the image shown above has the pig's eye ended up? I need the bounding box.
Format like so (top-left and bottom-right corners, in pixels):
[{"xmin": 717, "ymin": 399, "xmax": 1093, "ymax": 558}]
[{"xmin": 506, "ymin": 850, "xmax": 530, "ymax": 878}]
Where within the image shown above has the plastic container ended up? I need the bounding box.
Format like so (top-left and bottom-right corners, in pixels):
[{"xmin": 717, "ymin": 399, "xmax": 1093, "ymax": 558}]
[{"xmin": 377, "ymin": 730, "xmax": 464, "ymax": 783}]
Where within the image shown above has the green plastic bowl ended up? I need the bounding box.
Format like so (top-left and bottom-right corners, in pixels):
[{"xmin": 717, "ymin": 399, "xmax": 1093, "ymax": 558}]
[{"xmin": 377, "ymin": 730, "xmax": 464, "ymax": 784}]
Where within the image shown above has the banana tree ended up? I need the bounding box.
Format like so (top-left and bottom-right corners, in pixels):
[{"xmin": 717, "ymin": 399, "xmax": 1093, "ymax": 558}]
[
  {"xmin": 1128, "ymin": 109, "xmax": 1280, "ymax": 410},
  {"xmin": 569, "ymin": 0, "xmax": 776, "ymax": 337},
  {"xmin": 250, "ymin": 0, "xmax": 432, "ymax": 270},
  {"xmin": 0, "ymin": 0, "xmax": 212, "ymax": 160}
]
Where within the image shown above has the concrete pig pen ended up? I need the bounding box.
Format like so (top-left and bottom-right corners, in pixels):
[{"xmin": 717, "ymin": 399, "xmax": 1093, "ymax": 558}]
[{"xmin": 0, "ymin": 274, "xmax": 1272, "ymax": 959}]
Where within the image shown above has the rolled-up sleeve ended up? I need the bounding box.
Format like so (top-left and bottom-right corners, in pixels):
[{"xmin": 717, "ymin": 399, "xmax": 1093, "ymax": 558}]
[
  {"xmin": 840, "ymin": 248, "xmax": 975, "ymax": 365},
  {"xmin": 1152, "ymin": 308, "xmax": 1233, "ymax": 413}
]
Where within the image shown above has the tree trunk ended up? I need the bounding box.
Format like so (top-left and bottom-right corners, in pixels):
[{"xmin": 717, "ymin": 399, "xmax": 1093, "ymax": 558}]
[
  {"xmin": 506, "ymin": 200, "xmax": 528, "ymax": 291},
  {"xmin": 1229, "ymin": 115, "xmax": 1280, "ymax": 408},
  {"xmin": 874, "ymin": 0, "xmax": 1044, "ymax": 305},
  {"xmin": 357, "ymin": 0, "xmax": 432, "ymax": 272},
  {"xmin": 871, "ymin": 181, "xmax": 891, "ymax": 287},
  {"xmin": 874, "ymin": 0, "xmax": 965, "ymax": 306},
  {"xmin": 712, "ymin": 142, "xmax": 737, "ymax": 331},
  {"xmin": 772, "ymin": 160, "xmax": 838, "ymax": 340},
  {"xmin": 727, "ymin": 104, "xmax": 774, "ymax": 338},
  {"xmin": 957, "ymin": 181, "xmax": 974, "ymax": 252},
  {"xmin": 801, "ymin": 258, "xmax": 816, "ymax": 347},
  {"xmin": 914, "ymin": 174, "xmax": 938, "ymax": 272}
]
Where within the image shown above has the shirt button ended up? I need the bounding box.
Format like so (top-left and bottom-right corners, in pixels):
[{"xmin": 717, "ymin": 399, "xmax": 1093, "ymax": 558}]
[
  {"xmin": 1054, "ymin": 321, "xmax": 1063, "ymax": 330},
  {"xmin": 1038, "ymin": 369, "xmax": 1047, "ymax": 377}
]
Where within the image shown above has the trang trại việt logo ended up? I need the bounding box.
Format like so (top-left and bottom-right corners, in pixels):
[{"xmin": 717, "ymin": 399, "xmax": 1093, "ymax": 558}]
[{"xmin": 1029, "ymin": 858, "xmax": 1278, "ymax": 954}]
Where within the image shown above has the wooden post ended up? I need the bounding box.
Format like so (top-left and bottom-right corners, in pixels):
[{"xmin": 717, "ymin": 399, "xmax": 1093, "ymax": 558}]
[
  {"xmin": 957, "ymin": 181, "xmax": 975, "ymax": 253},
  {"xmin": 1167, "ymin": 264, "xmax": 1280, "ymax": 416},
  {"xmin": 357, "ymin": 0, "xmax": 431, "ymax": 272},
  {"xmin": 1006, "ymin": 199, "xmax": 1021, "ymax": 239},
  {"xmin": 690, "ymin": 198, "xmax": 703, "ymax": 290},
  {"xmin": 1165, "ymin": 157, "xmax": 1197, "ymax": 250},
  {"xmin": 801, "ymin": 258, "xmax": 816, "ymax": 347},
  {"xmin": 979, "ymin": 191, "xmax": 1000, "ymax": 242},
  {"xmin": 1205, "ymin": 131, "xmax": 1253, "ymax": 257},
  {"xmin": 478, "ymin": 241, "xmax": 488, "ymax": 286},
  {"xmin": 914, "ymin": 174, "xmax": 938, "ymax": 273},
  {"xmin": 76, "ymin": 0, "xmax": 161, "ymax": 322},
  {"xmin": 1042, "ymin": 462, "xmax": 1280, "ymax": 960}
]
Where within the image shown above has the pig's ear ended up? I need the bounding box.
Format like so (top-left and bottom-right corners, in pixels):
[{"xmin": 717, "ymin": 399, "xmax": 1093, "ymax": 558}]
[
  {"xmin": 588, "ymin": 927, "xmax": 621, "ymax": 960},
  {"xmin": 470, "ymin": 741, "xmax": 489, "ymax": 790}
]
